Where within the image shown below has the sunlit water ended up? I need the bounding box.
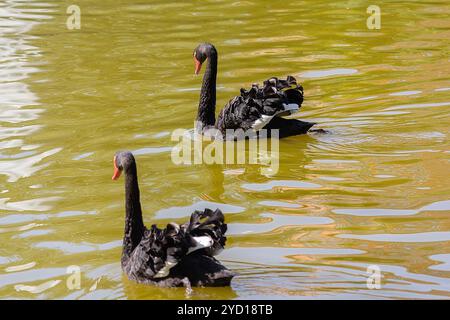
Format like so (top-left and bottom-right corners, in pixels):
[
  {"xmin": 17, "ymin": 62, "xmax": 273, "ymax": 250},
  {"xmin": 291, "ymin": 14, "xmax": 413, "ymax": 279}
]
[{"xmin": 0, "ymin": 0, "xmax": 449, "ymax": 299}]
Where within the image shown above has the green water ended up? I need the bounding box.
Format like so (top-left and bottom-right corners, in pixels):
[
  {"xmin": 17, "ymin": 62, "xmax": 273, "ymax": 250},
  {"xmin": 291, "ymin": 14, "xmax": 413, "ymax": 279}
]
[{"xmin": 0, "ymin": 0, "xmax": 449, "ymax": 299}]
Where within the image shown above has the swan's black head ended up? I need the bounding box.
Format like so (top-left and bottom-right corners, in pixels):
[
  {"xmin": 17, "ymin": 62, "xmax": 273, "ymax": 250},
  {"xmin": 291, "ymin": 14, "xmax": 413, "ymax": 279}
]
[
  {"xmin": 193, "ymin": 43, "xmax": 216, "ymax": 75},
  {"xmin": 112, "ymin": 151, "xmax": 135, "ymax": 180}
]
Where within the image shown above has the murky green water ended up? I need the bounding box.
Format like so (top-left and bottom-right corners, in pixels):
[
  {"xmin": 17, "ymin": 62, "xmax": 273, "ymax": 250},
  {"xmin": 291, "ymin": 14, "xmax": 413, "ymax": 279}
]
[{"xmin": 0, "ymin": 0, "xmax": 449, "ymax": 299}]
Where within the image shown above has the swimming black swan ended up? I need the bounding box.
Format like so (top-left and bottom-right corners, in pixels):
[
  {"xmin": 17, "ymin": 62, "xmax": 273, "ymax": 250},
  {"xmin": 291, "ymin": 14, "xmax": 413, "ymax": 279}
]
[
  {"xmin": 193, "ymin": 43, "xmax": 316, "ymax": 139},
  {"xmin": 112, "ymin": 151, "xmax": 235, "ymax": 287}
]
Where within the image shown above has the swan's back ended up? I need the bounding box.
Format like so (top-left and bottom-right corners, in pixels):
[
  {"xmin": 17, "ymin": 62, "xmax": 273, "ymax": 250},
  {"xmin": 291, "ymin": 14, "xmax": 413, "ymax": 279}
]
[{"xmin": 216, "ymin": 76, "xmax": 304, "ymax": 134}]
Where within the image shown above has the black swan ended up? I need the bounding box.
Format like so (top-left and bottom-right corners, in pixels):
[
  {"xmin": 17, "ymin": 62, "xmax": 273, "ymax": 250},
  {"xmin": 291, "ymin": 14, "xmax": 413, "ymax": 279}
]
[
  {"xmin": 193, "ymin": 43, "xmax": 316, "ymax": 139},
  {"xmin": 112, "ymin": 151, "xmax": 235, "ymax": 287}
]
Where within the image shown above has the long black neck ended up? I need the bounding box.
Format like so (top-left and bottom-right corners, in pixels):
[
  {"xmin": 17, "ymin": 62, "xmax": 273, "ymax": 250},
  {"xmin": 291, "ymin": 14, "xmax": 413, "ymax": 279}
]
[
  {"xmin": 197, "ymin": 47, "xmax": 217, "ymax": 131},
  {"xmin": 122, "ymin": 163, "xmax": 145, "ymax": 260}
]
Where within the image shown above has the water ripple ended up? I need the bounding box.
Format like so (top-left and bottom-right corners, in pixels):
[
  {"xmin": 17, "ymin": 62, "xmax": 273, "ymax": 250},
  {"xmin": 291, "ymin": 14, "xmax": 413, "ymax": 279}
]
[
  {"xmin": 220, "ymin": 247, "xmax": 365, "ymax": 266},
  {"xmin": 242, "ymin": 180, "xmax": 321, "ymax": 191},
  {"xmin": 299, "ymin": 68, "xmax": 358, "ymax": 79},
  {"xmin": 228, "ymin": 213, "xmax": 333, "ymax": 235},
  {"xmin": 0, "ymin": 210, "xmax": 96, "ymax": 226},
  {"xmin": 33, "ymin": 240, "xmax": 122, "ymax": 254},
  {"xmin": 332, "ymin": 199, "xmax": 450, "ymax": 217},
  {"xmin": 339, "ymin": 231, "xmax": 450, "ymax": 243},
  {"xmin": 154, "ymin": 200, "xmax": 245, "ymax": 219},
  {"xmin": 0, "ymin": 146, "xmax": 61, "ymax": 182},
  {"xmin": 429, "ymin": 254, "xmax": 450, "ymax": 271}
]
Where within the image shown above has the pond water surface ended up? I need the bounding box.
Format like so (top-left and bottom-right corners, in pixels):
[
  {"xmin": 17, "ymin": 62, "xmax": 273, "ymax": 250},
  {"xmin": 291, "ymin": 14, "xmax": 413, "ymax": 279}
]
[{"xmin": 0, "ymin": 0, "xmax": 449, "ymax": 299}]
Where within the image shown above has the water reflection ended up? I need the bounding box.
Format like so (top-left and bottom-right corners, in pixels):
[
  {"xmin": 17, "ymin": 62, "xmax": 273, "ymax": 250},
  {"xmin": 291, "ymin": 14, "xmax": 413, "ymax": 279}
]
[
  {"xmin": 429, "ymin": 254, "xmax": 450, "ymax": 272},
  {"xmin": 339, "ymin": 232, "xmax": 450, "ymax": 243},
  {"xmin": 299, "ymin": 68, "xmax": 358, "ymax": 79},
  {"xmin": 155, "ymin": 201, "xmax": 245, "ymax": 219},
  {"xmin": 228, "ymin": 213, "xmax": 333, "ymax": 235}
]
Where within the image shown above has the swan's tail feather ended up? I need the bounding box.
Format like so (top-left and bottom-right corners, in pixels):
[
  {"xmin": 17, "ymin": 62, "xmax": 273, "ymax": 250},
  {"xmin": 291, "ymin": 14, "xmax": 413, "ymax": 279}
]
[
  {"xmin": 186, "ymin": 208, "xmax": 227, "ymax": 256},
  {"xmin": 217, "ymin": 76, "xmax": 307, "ymax": 135},
  {"xmin": 240, "ymin": 75, "xmax": 304, "ymax": 116}
]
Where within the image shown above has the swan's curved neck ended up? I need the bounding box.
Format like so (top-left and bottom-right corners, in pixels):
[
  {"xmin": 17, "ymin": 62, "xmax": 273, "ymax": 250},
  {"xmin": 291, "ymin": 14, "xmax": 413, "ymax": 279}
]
[
  {"xmin": 197, "ymin": 48, "xmax": 217, "ymax": 131},
  {"xmin": 122, "ymin": 163, "xmax": 144, "ymax": 259}
]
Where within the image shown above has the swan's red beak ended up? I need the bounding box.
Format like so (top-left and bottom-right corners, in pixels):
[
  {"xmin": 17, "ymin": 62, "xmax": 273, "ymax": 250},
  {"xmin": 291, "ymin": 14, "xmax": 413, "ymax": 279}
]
[
  {"xmin": 112, "ymin": 156, "xmax": 121, "ymax": 180},
  {"xmin": 194, "ymin": 57, "xmax": 202, "ymax": 75}
]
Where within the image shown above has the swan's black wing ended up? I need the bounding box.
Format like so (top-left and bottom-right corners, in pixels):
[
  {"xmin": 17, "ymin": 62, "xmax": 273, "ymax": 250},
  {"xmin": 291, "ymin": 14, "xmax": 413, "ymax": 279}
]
[
  {"xmin": 123, "ymin": 208, "xmax": 231, "ymax": 285},
  {"xmin": 216, "ymin": 76, "xmax": 304, "ymax": 134}
]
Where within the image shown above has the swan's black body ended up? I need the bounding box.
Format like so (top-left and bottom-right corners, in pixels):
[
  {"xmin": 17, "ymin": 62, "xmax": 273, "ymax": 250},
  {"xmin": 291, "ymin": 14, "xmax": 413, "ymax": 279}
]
[
  {"xmin": 113, "ymin": 151, "xmax": 234, "ymax": 287},
  {"xmin": 194, "ymin": 43, "xmax": 316, "ymax": 138}
]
